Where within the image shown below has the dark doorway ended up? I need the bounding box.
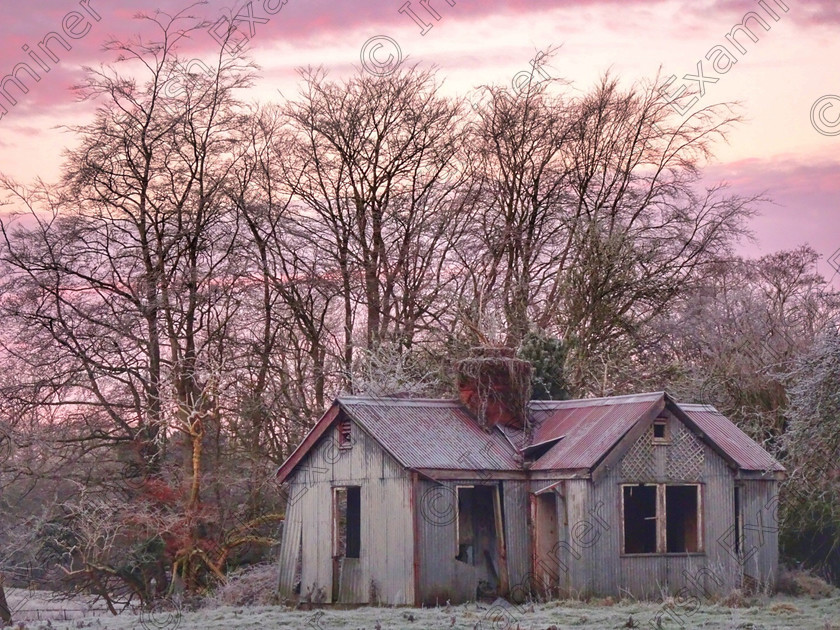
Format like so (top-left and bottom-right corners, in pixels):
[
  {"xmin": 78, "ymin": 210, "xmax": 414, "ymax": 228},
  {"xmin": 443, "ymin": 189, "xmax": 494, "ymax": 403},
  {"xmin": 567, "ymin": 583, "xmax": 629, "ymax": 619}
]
[
  {"xmin": 333, "ymin": 486, "xmax": 361, "ymax": 602},
  {"xmin": 333, "ymin": 486, "xmax": 361, "ymax": 558},
  {"xmin": 456, "ymin": 486, "xmax": 497, "ymax": 566},
  {"xmin": 623, "ymin": 485, "xmax": 657, "ymax": 553},
  {"xmin": 456, "ymin": 485, "xmax": 508, "ymax": 597}
]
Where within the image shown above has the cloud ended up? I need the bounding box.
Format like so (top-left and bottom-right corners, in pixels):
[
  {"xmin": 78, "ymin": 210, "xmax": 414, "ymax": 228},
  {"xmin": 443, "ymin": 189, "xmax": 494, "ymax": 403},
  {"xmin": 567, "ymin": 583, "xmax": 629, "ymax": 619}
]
[
  {"xmin": 705, "ymin": 156, "xmax": 840, "ymax": 271},
  {"xmin": 701, "ymin": 0, "xmax": 840, "ymax": 26}
]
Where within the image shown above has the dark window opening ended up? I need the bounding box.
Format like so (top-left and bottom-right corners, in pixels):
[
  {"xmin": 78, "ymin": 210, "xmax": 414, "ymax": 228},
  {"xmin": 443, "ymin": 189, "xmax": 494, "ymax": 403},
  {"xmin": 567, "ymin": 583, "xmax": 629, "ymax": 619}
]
[
  {"xmin": 734, "ymin": 485, "xmax": 742, "ymax": 556},
  {"xmin": 337, "ymin": 419, "xmax": 352, "ymax": 448},
  {"xmin": 666, "ymin": 485, "xmax": 699, "ymax": 552},
  {"xmin": 623, "ymin": 485, "xmax": 657, "ymax": 553},
  {"xmin": 653, "ymin": 421, "xmax": 666, "ymax": 439},
  {"xmin": 334, "ymin": 486, "xmax": 361, "ymax": 559},
  {"xmin": 623, "ymin": 484, "xmax": 703, "ymax": 554}
]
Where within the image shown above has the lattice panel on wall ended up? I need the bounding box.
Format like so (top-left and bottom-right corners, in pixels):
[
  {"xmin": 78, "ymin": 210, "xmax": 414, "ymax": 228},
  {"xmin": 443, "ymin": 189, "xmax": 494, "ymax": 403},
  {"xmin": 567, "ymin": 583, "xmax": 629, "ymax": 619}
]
[
  {"xmin": 620, "ymin": 427, "xmax": 655, "ymax": 480},
  {"xmin": 666, "ymin": 423, "xmax": 705, "ymax": 480}
]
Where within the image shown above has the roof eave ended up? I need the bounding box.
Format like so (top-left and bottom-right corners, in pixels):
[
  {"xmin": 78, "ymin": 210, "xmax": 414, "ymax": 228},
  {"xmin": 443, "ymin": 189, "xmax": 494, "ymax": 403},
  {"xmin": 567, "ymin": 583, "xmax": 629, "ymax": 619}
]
[{"xmin": 275, "ymin": 401, "xmax": 341, "ymax": 484}]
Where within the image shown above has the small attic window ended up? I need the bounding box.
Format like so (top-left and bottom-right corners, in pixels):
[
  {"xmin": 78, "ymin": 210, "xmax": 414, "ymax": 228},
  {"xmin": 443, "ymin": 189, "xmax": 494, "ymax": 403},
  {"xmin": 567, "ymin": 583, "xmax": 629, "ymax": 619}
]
[
  {"xmin": 653, "ymin": 419, "xmax": 669, "ymax": 443},
  {"xmin": 337, "ymin": 418, "xmax": 352, "ymax": 448}
]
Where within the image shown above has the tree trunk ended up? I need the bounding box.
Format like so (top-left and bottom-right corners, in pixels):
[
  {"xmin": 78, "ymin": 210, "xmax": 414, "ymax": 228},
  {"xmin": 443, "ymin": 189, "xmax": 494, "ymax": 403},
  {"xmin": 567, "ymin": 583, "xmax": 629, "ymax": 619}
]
[{"xmin": 0, "ymin": 572, "xmax": 12, "ymax": 625}]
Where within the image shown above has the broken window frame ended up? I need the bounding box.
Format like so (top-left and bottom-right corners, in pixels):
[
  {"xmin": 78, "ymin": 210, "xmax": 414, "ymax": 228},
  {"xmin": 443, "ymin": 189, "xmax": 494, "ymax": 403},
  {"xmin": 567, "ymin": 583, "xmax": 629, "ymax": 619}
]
[{"xmin": 620, "ymin": 483, "xmax": 704, "ymax": 555}]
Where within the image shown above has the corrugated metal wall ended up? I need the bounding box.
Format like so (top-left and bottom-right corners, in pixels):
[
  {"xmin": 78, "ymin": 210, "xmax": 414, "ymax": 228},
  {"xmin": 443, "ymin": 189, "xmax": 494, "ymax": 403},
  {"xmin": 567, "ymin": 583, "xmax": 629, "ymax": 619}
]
[
  {"xmin": 567, "ymin": 413, "xmax": 774, "ymax": 599},
  {"xmin": 740, "ymin": 478, "xmax": 779, "ymax": 591},
  {"xmin": 276, "ymin": 419, "xmax": 414, "ymax": 604},
  {"xmin": 277, "ymin": 485, "xmax": 302, "ymax": 599},
  {"xmin": 502, "ymin": 481, "xmax": 531, "ymax": 591}
]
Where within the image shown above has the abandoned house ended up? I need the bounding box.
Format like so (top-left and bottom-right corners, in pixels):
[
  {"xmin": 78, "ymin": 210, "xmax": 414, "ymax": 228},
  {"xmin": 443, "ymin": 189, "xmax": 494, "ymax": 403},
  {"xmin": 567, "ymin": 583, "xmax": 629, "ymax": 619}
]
[{"xmin": 275, "ymin": 350, "xmax": 784, "ymax": 605}]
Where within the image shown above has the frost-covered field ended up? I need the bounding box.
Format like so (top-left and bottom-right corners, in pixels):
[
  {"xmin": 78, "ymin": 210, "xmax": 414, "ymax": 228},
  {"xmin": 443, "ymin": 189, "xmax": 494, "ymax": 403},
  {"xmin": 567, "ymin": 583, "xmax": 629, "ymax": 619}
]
[
  {"xmin": 7, "ymin": 594, "xmax": 839, "ymax": 630},
  {"xmin": 4, "ymin": 587, "xmax": 109, "ymax": 621}
]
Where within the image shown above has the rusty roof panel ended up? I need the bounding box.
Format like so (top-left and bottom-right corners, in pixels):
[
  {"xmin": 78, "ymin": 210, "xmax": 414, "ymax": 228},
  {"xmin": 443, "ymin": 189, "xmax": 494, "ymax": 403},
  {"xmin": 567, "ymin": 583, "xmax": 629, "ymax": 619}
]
[
  {"xmin": 680, "ymin": 404, "xmax": 785, "ymax": 472},
  {"xmin": 339, "ymin": 397, "xmax": 521, "ymax": 471},
  {"xmin": 529, "ymin": 396, "xmax": 663, "ymax": 470}
]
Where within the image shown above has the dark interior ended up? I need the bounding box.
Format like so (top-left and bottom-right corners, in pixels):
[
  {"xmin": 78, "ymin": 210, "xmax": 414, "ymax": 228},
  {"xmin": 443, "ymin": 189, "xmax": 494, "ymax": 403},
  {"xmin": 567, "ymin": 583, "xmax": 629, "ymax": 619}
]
[
  {"xmin": 623, "ymin": 484, "xmax": 657, "ymax": 553},
  {"xmin": 335, "ymin": 486, "xmax": 361, "ymax": 558},
  {"xmin": 666, "ymin": 485, "xmax": 699, "ymax": 553}
]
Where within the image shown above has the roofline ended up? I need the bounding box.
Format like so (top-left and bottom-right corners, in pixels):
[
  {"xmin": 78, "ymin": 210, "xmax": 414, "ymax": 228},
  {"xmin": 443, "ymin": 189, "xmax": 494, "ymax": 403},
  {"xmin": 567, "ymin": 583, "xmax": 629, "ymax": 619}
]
[
  {"xmin": 675, "ymin": 399, "xmax": 786, "ymax": 473},
  {"xmin": 588, "ymin": 395, "xmax": 665, "ymax": 481},
  {"xmin": 665, "ymin": 394, "xmax": 746, "ymax": 470},
  {"xmin": 678, "ymin": 402, "xmax": 721, "ymax": 412},
  {"xmin": 337, "ymin": 395, "xmax": 463, "ymax": 405},
  {"xmin": 275, "ymin": 398, "xmax": 433, "ymax": 485},
  {"xmin": 529, "ymin": 391, "xmax": 667, "ymax": 408},
  {"xmin": 275, "ymin": 392, "xmax": 784, "ymax": 484},
  {"xmin": 338, "ymin": 402, "xmax": 415, "ymax": 471},
  {"xmin": 275, "ymin": 402, "xmax": 341, "ymax": 484}
]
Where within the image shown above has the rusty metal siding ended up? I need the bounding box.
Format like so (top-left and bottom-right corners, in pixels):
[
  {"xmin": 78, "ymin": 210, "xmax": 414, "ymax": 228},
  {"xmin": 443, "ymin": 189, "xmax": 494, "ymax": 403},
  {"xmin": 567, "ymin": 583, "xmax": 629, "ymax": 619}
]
[
  {"xmin": 702, "ymin": 443, "xmax": 741, "ymax": 595},
  {"xmin": 415, "ymin": 478, "xmax": 530, "ymax": 605},
  {"xmin": 560, "ymin": 479, "xmax": 593, "ymax": 596},
  {"xmin": 277, "ymin": 485, "xmax": 303, "ymax": 598},
  {"xmin": 299, "ymin": 478, "xmax": 331, "ymax": 602},
  {"xmin": 278, "ymin": 419, "xmax": 414, "ymax": 605},
  {"xmin": 415, "ymin": 479, "xmax": 464, "ymax": 604}
]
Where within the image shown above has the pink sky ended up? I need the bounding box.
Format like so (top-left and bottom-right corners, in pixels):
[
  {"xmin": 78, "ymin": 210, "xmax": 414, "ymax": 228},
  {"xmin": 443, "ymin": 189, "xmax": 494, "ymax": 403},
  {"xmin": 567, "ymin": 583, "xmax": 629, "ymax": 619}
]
[{"xmin": 1, "ymin": 0, "xmax": 838, "ymax": 282}]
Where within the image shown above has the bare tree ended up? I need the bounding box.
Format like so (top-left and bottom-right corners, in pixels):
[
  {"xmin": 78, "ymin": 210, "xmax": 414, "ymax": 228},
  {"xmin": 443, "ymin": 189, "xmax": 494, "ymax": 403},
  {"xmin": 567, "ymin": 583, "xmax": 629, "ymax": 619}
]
[
  {"xmin": 282, "ymin": 66, "xmax": 473, "ymax": 388},
  {"xmin": 0, "ymin": 7, "xmax": 263, "ymax": 595},
  {"xmin": 457, "ymin": 66, "xmax": 757, "ymax": 393}
]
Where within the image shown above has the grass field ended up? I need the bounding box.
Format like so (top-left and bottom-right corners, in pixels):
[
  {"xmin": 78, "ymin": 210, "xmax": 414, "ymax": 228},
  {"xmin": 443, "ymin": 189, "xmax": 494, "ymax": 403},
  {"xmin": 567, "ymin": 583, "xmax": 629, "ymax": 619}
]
[{"xmin": 5, "ymin": 590, "xmax": 839, "ymax": 630}]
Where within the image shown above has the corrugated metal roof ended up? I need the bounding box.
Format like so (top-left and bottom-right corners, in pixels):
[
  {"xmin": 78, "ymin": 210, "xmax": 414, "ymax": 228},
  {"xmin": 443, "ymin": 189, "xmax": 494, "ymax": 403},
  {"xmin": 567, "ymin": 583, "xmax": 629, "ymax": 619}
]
[
  {"xmin": 528, "ymin": 395, "xmax": 663, "ymax": 470},
  {"xmin": 680, "ymin": 404, "xmax": 785, "ymax": 472},
  {"xmin": 277, "ymin": 392, "xmax": 783, "ymax": 481},
  {"xmin": 339, "ymin": 397, "xmax": 521, "ymax": 471}
]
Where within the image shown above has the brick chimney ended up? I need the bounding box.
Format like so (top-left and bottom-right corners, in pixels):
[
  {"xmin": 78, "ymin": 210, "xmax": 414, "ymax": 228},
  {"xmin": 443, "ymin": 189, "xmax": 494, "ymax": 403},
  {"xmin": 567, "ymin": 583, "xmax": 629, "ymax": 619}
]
[{"xmin": 457, "ymin": 347, "xmax": 533, "ymax": 431}]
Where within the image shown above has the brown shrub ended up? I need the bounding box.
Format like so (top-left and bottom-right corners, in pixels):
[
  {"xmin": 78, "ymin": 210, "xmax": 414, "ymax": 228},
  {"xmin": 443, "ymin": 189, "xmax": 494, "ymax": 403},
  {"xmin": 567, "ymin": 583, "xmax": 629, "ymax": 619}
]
[
  {"xmin": 720, "ymin": 589, "xmax": 753, "ymax": 608},
  {"xmin": 769, "ymin": 602, "xmax": 801, "ymax": 614},
  {"xmin": 776, "ymin": 568, "xmax": 836, "ymax": 599},
  {"xmin": 202, "ymin": 563, "xmax": 282, "ymax": 608}
]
